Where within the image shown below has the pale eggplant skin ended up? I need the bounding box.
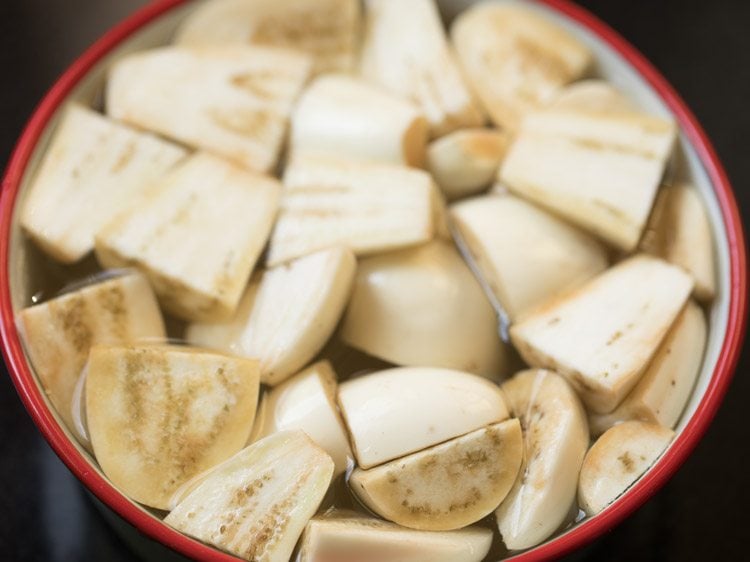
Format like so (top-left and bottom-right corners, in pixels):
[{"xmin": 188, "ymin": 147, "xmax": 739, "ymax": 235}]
[
  {"xmin": 578, "ymin": 421, "xmax": 674, "ymax": 516},
  {"xmin": 451, "ymin": 194, "xmax": 608, "ymax": 321},
  {"xmin": 589, "ymin": 301, "xmax": 707, "ymax": 436},
  {"xmin": 641, "ymin": 183, "xmax": 716, "ymax": 301},
  {"xmin": 20, "ymin": 104, "xmax": 186, "ymax": 264},
  {"xmin": 341, "ymin": 240, "xmax": 508, "ymax": 380},
  {"xmin": 175, "ymin": 0, "xmax": 361, "ymax": 75},
  {"xmin": 427, "ymin": 129, "xmax": 510, "ymax": 200},
  {"xmin": 95, "ymin": 152, "xmax": 281, "ymax": 322},
  {"xmin": 451, "ymin": 3, "xmax": 592, "ymax": 131},
  {"xmin": 250, "ymin": 360, "xmax": 353, "ymax": 476},
  {"xmin": 291, "ymin": 74, "xmax": 429, "ymax": 167},
  {"xmin": 165, "ymin": 431, "xmax": 334, "ymax": 562},
  {"xmin": 107, "ymin": 45, "xmax": 313, "ymax": 173},
  {"xmin": 510, "ymin": 255, "xmax": 694, "ymax": 414},
  {"xmin": 360, "ymin": 0, "xmax": 484, "ymax": 137},
  {"xmin": 18, "ymin": 272, "xmax": 165, "ymax": 434},
  {"xmin": 187, "ymin": 246, "xmax": 356, "ymax": 386},
  {"xmin": 496, "ymin": 370, "xmax": 589, "ymax": 551},
  {"xmin": 86, "ymin": 344, "xmax": 260, "ymax": 511},
  {"xmin": 338, "ymin": 367, "xmax": 510, "ymax": 469},
  {"xmin": 298, "ymin": 514, "xmax": 493, "ymax": 562},
  {"xmin": 349, "ymin": 419, "xmax": 523, "ymax": 531}
]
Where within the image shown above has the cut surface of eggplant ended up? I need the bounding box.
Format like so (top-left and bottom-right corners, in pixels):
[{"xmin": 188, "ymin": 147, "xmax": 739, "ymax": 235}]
[
  {"xmin": 510, "ymin": 255, "xmax": 693, "ymax": 414},
  {"xmin": 86, "ymin": 344, "xmax": 260, "ymax": 510},
  {"xmin": 350, "ymin": 419, "xmax": 523, "ymax": 531},
  {"xmin": 500, "ymin": 84, "xmax": 677, "ymax": 251},
  {"xmin": 589, "ymin": 301, "xmax": 706, "ymax": 436},
  {"xmin": 95, "ymin": 152, "xmax": 281, "ymax": 322},
  {"xmin": 299, "ymin": 514, "xmax": 493, "ymax": 562},
  {"xmin": 451, "ymin": 194, "xmax": 608, "ymax": 321},
  {"xmin": 20, "ymin": 104, "xmax": 186, "ymax": 263},
  {"xmin": 267, "ymin": 153, "xmax": 435, "ymax": 266},
  {"xmin": 176, "ymin": 0, "xmax": 361, "ymax": 75},
  {"xmin": 107, "ymin": 45, "xmax": 312, "ymax": 173},
  {"xmin": 578, "ymin": 421, "xmax": 674, "ymax": 516},
  {"xmin": 18, "ymin": 272, "xmax": 165, "ymax": 433},
  {"xmin": 165, "ymin": 431, "xmax": 334, "ymax": 562}
]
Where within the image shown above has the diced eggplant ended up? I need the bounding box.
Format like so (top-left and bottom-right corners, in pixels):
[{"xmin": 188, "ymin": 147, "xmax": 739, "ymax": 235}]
[
  {"xmin": 96, "ymin": 152, "xmax": 280, "ymax": 322},
  {"xmin": 86, "ymin": 344, "xmax": 260, "ymax": 510},
  {"xmin": 510, "ymin": 255, "xmax": 693, "ymax": 414},
  {"xmin": 107, "ymin": 46, "xmax": 312, "ymax": 173},
  {"xmin": 338, "ymin": 367, "xmax": 509, "ymax": 469},
  {"xmin": 20, "ymin": 104, "xmax": 186, "ymax": 263},
  {"xmin": 18, "ymin": 272, "xmax": 165, "ymax": 433},
  {"xmin": 187, "ymin": 247, "xmax": 356, "ymax": 386},
  {"xmin": 341, "ymin": 240, "xmax": 508, "ymax": 379}
]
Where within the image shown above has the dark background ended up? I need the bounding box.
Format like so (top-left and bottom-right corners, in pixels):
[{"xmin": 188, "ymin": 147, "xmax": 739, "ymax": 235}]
[{"xmin": 1, "ymin": 1, "xmax": 748, "ymax": 560}]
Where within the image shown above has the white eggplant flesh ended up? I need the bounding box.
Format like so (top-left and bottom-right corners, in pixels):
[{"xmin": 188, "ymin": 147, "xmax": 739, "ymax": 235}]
[
  {"xmin": 299, "ymin": 514, "xmax": 492, "ymax": 562},
  {"xmin": 350, "ymin": 420, "xmax": 523, "ymax": 531},
  {"xmin": 427, "ymin": 128, "xmax": 510, "ymax": 200},
  {"xmin": 496, "ymin": 369, "xmax": 589, "ymax": 550},
  {"xmin": 18, "ymin": 272, "xmax": 165, "ymax": 433},
  {"xmin": 589, "ymin": 301, "xmax": 706, "ymax": 436},
  {"xmin": 175, "ymin": 0, "xmax": 361, "ymax": 75},
  {"xmin": 165, "ymin": 431, "xmax": 334, "ymax": 562},
  {"xmin": 187, "ymin": 247, "xmax": 356, "ymax": 386},
  {"xmin": 291, "ymin": 74, "xmax": 428, "ymax": 167},
  {"xmin": 20, "ymin": 104, "xmax": 186, "ymax": 263},
  {"xmin": 510, "ymin": 255, "xmax": 693, "ymax": 414},
  {"xmin": 451, "ymin": 3, "xmax": 592, "ymax": 131},
  {"xmin": 578, "ymin": 421, "xmax": 674, "ymax": 516},
  {"xmin": 451, "ymin": 194, "xmax": 608, "ymax": 320},
  {"xmin": 107, "ymin": 46, "xmax": 312, "ymax": 173},
  {"xmin": 338, "ymin": 367, "xmax": 509, "ymax": 469},
  {"xmin": 267, "ymin": 153, "xmax": 435, "ymax": 266},
  {"xmin": 251, "ymin": 361, "xmax": 352, "ymax": 476},
  {"xmin": 95, "ymin": 152, "xmax": 281, "ymax": 322},
  {"xmin": 641, "ymin": 183, "xmax": 716, "ymax": 301},
  {"xmin": 500, "ymin": 85, "xmax": 677, "ymax": 251},
  {"xmin": 360, "ymin": 0, "xmax": 483, "ymax": 137},
  {"xmin": 86, "ymin": 344, "xmax": 260, "ymax": 510},
  {"xmin": 341, "ymin": 240, "xmax": 508, "ymax": 379}
]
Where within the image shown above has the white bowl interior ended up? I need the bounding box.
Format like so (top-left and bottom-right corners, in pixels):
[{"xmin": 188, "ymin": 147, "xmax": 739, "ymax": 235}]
[{"xmin": 5, "ymin": 0, "xmax": 731, "ymax": 558}]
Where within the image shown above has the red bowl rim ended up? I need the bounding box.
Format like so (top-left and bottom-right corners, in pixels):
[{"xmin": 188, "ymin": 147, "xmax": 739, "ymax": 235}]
[{"xmin": 0, "ymin": 0, "xmax": 746, "ymax": 560}]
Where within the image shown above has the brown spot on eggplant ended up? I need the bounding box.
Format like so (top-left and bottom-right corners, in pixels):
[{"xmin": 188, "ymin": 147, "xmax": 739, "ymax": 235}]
[
  {"xmin": 54, "ymin": 294, "xmax": 92, "ymax": 354},
  {"xmin": 111, "ymin": 140, "xmax": 137, "ymax": 173},
  {"xmin": 606, "ymin": 330, "xmax": 623, "ymax": 346},
  {"xmin": 618, "ymin": 451, "xmax": 635, "ymax": 472}
]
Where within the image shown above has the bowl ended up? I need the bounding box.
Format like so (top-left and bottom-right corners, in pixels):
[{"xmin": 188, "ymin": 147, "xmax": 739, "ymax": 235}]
[{"xmin": 0, "ymin": 0, "xmax": 746, "ymax": 560}]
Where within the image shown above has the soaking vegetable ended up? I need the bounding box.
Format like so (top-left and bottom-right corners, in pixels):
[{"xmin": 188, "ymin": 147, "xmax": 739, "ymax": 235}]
[
  {"xmin": 578, "ymin": 421, "xmax": 674, "ymax": 516},
  {"xmin": 15, "ymin": 0, "xmax": 718, "ymax": 559},
  {"xmin": 86, "ymin": 344, "xmax": 260, "ymax": 510}
]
